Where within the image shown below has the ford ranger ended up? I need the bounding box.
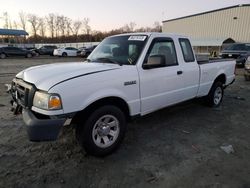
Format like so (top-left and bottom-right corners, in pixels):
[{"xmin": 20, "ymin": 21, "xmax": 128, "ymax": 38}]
[{"xmin": 10, "ymin": 33, "xmax": 235, "ymax": 156}]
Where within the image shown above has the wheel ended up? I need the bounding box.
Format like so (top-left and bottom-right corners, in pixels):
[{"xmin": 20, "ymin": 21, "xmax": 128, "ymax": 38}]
[
  {"xmin": 76, "ymin": 105, "xmax": 126, "ymax": 157},
  {"xmin": 206, "ymin": 82, "xmax": 224, "ymax": 107},
  {"xmin": 0, "ymin": 53, "xmax": 6, "ymax": 59},
  {"xmin": 26, "ymin": 53, "xmax": 32, "ymax": 58},
  {"xmin": 62, "ymin": 52, "xmax": 67, "ymax": 57},
  {"xmin": 245, "ymin": 75, "xmax": 250, "ymax": 81}
]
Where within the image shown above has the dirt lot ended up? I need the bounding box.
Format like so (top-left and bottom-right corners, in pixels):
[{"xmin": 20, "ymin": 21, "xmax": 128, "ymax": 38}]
[{"xmin": 0, "ymin": 57, "xmax": 250, "ymax": 188}]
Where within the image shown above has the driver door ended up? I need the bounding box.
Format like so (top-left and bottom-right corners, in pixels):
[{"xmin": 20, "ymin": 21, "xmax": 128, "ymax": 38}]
[{"xmin": 138, "ymin": 37, "xmax": 184, "ymax": 115}]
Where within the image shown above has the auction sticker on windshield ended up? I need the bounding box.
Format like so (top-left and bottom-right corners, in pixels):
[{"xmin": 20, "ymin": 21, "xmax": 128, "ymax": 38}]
[{"xmin": 128, "ymin": 36, "xmax": 147, "ymax": 41}]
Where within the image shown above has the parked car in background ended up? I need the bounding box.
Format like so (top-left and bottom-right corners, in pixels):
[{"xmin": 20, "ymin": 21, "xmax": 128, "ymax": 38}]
[
  {"xmin": 79, "ymin": 45, "xmax": 97, "ymax": 57},
  {"xmin": 220, "ymin": 43, "xmax": 250, "ymax": 67},
  {"xmin": 53, "ymin": 47, "xmax": 78, "ymax": 57},
  {"xmin": 77, "ymin": 47, "xmax": 87, "ymax": 56},
  {"xmin": 244, "ymin": 56, "xmax": 250, "ymax": 81},
  {"xmin": 32, "ymin": 45, "xmax": 57, "ymax": 56},
  {"xmin": 0, "ymin": 46, "xmax": 35, "ymax": 59}
]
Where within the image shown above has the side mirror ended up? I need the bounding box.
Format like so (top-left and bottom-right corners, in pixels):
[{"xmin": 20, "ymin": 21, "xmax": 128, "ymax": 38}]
[{"xmin": 142, "ymin": 55, "xmax": 165, "ymax": 69}]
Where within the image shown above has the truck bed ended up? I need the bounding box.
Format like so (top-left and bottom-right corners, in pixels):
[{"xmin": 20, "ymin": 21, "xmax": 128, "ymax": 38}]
[{"xmin": 197, "ymin": 58, "xmax": 235, "ymax": 65}]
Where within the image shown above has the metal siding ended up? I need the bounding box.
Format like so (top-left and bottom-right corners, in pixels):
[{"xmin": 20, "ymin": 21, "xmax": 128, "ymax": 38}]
[{"xmin": 163, "ymin": 6, "xmax": 250, "ymax": 43}]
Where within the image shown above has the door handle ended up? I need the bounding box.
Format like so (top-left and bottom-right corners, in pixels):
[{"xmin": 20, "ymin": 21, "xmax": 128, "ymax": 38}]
[{"xmin": 177, "ymin": 70, "xmax": 183, "ymax": 75}]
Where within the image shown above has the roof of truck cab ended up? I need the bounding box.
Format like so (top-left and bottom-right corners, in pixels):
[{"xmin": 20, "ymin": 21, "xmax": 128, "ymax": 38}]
[{"xmin": 112, "ymin": 32, "xmax": 188, "ymax": 39}]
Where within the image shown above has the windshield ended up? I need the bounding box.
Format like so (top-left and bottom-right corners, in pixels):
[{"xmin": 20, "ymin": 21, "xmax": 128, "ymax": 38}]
[{"xmin": 87, "ymin": 35, "xmax": 148, "ymax": 65}]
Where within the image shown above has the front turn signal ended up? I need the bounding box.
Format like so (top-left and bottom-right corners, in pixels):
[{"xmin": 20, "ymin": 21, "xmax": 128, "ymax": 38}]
[{"xmin": 48, "ymin": 95, "xmax": 62, "ymax": 110}]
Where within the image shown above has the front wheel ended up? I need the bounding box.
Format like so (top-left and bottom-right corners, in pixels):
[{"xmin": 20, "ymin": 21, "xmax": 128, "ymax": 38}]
[
  {"xmin": 26, "ymin": 53, "xmax": 32, "ymax": 58},
  {"xmin": 76, "ymin": 105, "xmax": 126, "ymax": 157},
  {"xmin": 0, "ymin": 53, "xmax": 6, "ymax": 59},
  {"xmin": 206, "ymin": 82, "xmax": 224, "ymax": 107}
]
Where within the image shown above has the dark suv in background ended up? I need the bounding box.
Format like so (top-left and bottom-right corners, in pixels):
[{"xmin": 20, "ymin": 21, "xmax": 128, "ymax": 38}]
[
  {"xmin": 0, "ymin": 47, "xmax": 35, "ymax": 59},
  {"xmin": 221, "ymin": 43, "xmax": 250, "ymax": 67},
  {"xmin": 32, "ymin": 45, "xmax": 57, "ymax": 56}
]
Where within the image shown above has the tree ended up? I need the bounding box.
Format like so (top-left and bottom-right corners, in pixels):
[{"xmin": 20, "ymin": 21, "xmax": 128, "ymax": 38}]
[
  {"xmin": 54, "ymin": 14, "xmax": 61, "ymax": 38},
  {"xmin": 28, "ymin": 14, "xmax": 40, "ymax": 38},
  {"xmin": 72, "ymin": 20, "xmax": 82, "ymax": 36},
  {"xmin": 153, "ymin": 21, "xmax": 162, "ymax": 32},
  {"xmin": 82, "ymin": 18, "xmax": 91, "ymax": 35},
  {"xmin": 19, "ymin": 11, "xmax": 27, "ymax": 31},
  {"xmin": 13, "ymin": 21, "xmax": 18, "ymax": 29},
  {"xmin": 58, "ymin": 16, "xmax": 67, "ymax": 36},
  {"xmin": 129, "ymin": 22, "xmax": 136, "ymax": 32},
  {"xmin": 121, "ymin": 22, "xmax": 136, "ymax": 32},
  {"xmin": 2, "ymin": 12, "xmax": 11, "ymax": 29},
  {"xmin": 65, "ymin": 17, "xmax": 72, "ymax": 36},
  {"xmin": 38, "ymin": 17, "xmax": 46, "ymax": 38},
  {"xmin": 46, "ymin": 13, "xmax": 55, "ymax": 38}
]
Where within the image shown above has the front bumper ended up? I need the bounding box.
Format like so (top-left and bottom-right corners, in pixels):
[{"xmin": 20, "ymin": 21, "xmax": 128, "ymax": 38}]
[{"xmin": 23, "ymin": 109, "xmax": 66, "ymax": 141}]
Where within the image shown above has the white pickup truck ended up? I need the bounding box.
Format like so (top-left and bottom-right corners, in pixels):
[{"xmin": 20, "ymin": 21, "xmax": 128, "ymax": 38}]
[{"xmin": 10, "ymin": 33, "xmax": 235, "ymax": 156}]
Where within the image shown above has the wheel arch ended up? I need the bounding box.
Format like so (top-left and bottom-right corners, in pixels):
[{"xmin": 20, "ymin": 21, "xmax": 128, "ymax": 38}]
[
  {"xmin": 214, "ymin": 73, "xmax": 226, "ymax": 85},
  {"xmin": 71, "ymin": 96, "xmax": 130, "ymax": 125}
]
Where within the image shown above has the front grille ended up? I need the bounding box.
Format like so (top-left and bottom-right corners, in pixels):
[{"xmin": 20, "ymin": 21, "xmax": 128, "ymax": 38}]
[{"xmin": 12, "ymin": 79, "xmax": 36, "ymax": 108}]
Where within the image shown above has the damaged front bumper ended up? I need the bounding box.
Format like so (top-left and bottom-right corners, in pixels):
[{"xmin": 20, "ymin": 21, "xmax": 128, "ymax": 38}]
[
  {"xmin": 23, "ymin": 109, "xmax": 66, "ymax": 141},
  {"xmin": 10, "ymin": 78, "xmax": 66, "ymax": 141}
]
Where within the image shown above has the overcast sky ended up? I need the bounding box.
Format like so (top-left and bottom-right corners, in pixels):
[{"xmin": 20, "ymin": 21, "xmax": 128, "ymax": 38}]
[{"xmin": 0, "ymin": 0, "xmax": 249, "ymax": 31}]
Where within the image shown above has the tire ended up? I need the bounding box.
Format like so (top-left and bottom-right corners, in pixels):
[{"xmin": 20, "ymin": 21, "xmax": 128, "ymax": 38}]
[
  {"xmin": 245, "ymin": 75, "xmax": 250, "ymax": 81},
  {"xmin": 62, "ymin": 52, "xmax": 67, "ymax": 57},
  {"xmin": 26, "ymin": 53, "xmax": 32, "ymax": 58},
  {"xmin": 206, "ymin": 82, "xmax": 224, "ymax": 107},
  {"xmin": 76, "ymin": 105, "xmax": 126, "ymax": 157},
  {"xmin": 0, "ymin": 53, "xmax": 6, "ymax": 59}
]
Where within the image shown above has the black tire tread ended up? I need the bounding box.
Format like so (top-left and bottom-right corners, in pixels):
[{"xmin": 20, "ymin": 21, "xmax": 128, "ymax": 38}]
[
  {"xmin": 206, "ymin": 81, "xmax": 224, "ymax": 107},
  {"xmin": 76, "ymin": 105, "xmax": 126, "ymax": 157}
]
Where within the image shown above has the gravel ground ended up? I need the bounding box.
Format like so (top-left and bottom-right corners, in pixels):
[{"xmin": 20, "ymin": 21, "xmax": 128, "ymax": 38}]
[{"xmin": 0, "ymin": 57, "xmax": 250, "ymax": 188}]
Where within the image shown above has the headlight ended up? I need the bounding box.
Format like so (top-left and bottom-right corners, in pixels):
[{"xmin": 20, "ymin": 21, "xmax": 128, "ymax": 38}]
[{"xmin": 33, "ymin": 91, "xmax": 62, "ymax": 110}]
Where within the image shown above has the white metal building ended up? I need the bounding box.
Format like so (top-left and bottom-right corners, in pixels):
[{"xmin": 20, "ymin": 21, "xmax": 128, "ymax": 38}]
[{"xmin": 162, "ymin": 4, "xmax": 250, "ymax": 54}]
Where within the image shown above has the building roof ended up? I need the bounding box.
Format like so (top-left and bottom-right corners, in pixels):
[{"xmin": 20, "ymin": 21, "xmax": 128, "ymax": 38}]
[
  {"xmin": 163, "ymin": 4, "xmax": 250, "ymax": 23},
  {"xmin": 0, "ymin": 28, "xmax": 28, "ymax": 36}
]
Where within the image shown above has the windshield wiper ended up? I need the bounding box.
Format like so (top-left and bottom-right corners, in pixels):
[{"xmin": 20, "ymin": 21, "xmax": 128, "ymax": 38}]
[{"xmin": 94, "ymin": 58, "xmax": 122, "ymax": 66}]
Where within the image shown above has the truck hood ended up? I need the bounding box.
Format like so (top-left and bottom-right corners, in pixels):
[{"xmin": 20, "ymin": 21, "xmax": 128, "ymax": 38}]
[{"xmin": 16, "ymin": 62, "xmax": 120, "ymax": 91}]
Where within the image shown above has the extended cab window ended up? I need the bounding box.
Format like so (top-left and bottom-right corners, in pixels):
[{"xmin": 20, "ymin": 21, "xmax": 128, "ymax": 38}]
[
  {"xmin": 179, "ymin": 38, "xmax": 195, "ymax": 62},
  {"xmin": 144, "ymin": 38, "xmax": 178, "ymax": 68}
]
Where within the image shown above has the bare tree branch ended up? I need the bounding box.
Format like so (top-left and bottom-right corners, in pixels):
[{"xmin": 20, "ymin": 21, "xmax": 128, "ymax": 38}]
[
  {"xmin": 72, "ymin": 20, "xmax": 82, "ymax": 36},
  {"xmin": 19, "ymin": 11, "xmax": 27, "ymax": 31},
  {"xmin": 46, "ymin": 13, "xmax": 55, "ymax": 38},
  {"xmin": 82, "ymin": 18, "xmax": 91, "ymax": 35},
  {"xmin": 38, "ymin": 18, "xmax": 46, "ymax": 38},
  {"xmin": 28, "ymin": 14, "xmax": 40, "ymax": 38}
]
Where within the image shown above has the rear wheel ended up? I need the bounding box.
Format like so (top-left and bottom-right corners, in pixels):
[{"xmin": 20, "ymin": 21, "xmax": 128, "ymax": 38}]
[
  {"xmin": 0, "ymin": 53, "xmax": 6, "ymax": 59},
  {"xmin": 206, "ymin": 82, "xmax": 224, "ymax": 107},
  {"xmin": 76, "ymin": 105, "xmax": 126, "ymax": 157}
]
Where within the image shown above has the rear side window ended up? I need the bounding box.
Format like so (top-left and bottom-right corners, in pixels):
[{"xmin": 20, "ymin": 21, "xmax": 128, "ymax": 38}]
[{"xmin": 179, "ymin": 38, "xmax": 195, "ymax": 62}]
